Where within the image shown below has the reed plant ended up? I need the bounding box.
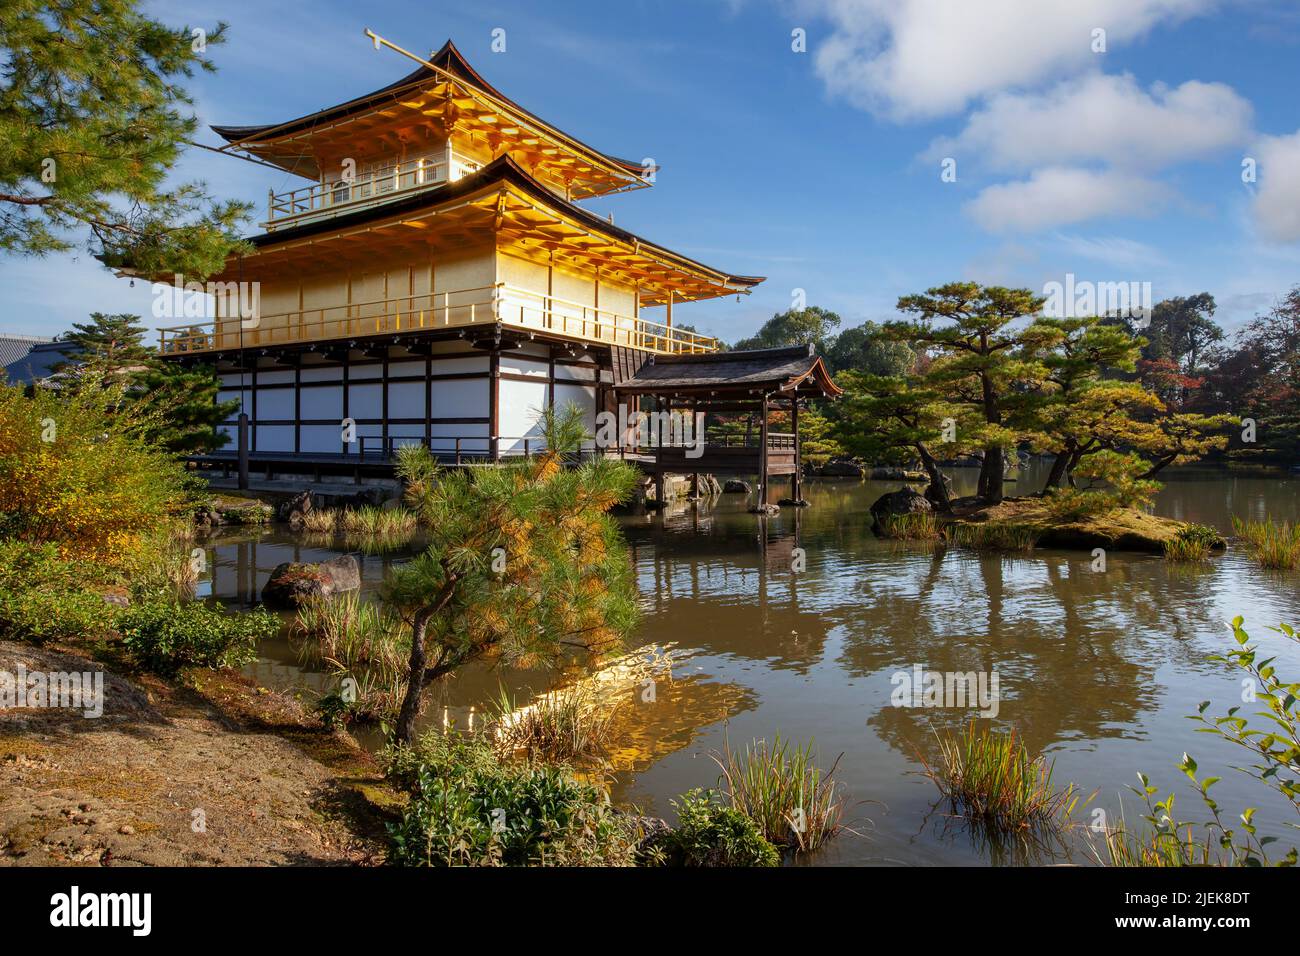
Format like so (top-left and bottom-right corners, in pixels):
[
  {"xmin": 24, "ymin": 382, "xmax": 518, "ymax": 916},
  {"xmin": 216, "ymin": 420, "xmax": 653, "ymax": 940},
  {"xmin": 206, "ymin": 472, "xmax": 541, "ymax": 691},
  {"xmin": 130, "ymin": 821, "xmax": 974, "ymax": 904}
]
[
  {"xmin": 876, "ymin": 511, "xmax": 941, "ymax": 540},
  {"xmin": 711, "ymin": 734, "xmax": 845, "ymax": 853},
  {"xmin": 1164, "ymin": 523, "xmax": 1219, "ymax": 563},
  {"xmin": 295, "ymin": 592, "xmax": 409, "ymax": 720},
  {"xmin": 488, "ymin": 683, "xmax": 621, "ymax": 765},
  {"xmin": 944, "ymin": 521, "xmax": 1040, "ymax": 551},
  {"xmin": 919, "ymin": 721, "xmax": 1082, "ymax": 833},
  {"xmin": 340, "ymin": 505, "xmax": 416, "ymax": 537},
  {"xmin": 300, "ymin": 508, "xmax": 340, "ymax": 533},
  {"xmin": 1231, "ymin": 515, "xmax": 1300, "ymax": 569}
]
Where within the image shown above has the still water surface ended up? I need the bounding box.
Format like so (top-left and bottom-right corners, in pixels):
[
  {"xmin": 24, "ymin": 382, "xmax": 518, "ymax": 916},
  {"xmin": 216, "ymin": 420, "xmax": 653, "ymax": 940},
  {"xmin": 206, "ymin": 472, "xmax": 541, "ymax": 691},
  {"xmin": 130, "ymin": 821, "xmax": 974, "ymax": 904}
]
[{"xmin": 205, "ymin": 465, "xmax": 1300, "ymax": 865}]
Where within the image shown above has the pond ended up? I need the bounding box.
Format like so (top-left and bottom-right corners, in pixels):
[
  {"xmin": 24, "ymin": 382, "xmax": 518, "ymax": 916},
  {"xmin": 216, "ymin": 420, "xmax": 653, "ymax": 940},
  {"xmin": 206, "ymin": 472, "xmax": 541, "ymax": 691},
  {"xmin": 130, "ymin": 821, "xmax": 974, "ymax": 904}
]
[{"xmin": 202, "ymin": 464, "xmax": 1300, "ymax": 866}]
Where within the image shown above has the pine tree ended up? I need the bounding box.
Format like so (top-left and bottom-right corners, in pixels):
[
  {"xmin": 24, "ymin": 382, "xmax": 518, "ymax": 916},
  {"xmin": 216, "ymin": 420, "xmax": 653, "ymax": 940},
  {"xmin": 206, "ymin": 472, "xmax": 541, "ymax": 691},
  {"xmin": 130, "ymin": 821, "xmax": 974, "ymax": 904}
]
[
  {"xmin": 0, "ymin": 0, "xmax": 250, "ymax": 277},
  {"xmin": 387, "ymin": 405, "xmax": 640, "ymax": 744}
]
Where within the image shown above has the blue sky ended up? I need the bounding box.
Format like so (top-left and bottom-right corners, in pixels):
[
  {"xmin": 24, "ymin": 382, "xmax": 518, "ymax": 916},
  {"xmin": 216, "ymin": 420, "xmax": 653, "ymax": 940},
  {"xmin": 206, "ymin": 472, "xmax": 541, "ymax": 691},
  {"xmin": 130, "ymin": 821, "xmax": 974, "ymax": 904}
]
[{"xmin": 5, "ymin": 0, "xmax": 1300, "ymax": 345}]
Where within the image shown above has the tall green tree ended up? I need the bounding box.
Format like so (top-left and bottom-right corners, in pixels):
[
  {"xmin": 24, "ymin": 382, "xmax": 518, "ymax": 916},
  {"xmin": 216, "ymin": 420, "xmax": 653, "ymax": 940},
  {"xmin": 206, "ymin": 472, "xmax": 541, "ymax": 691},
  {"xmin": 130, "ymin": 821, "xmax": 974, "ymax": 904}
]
[
  {"xmin": 387, "ymin": 406, "xmax": 640, "ymax": 744},
  {"xmin": 733, "ymin": 306, "xmax": 841, "ymax": 353},
  {"xmin": 56, "ymin": 312, "xmax": 234, "ymax": 453},
  {"xmin": 825, "ymin": 320, "xmax": 914, "ymax": 376},
  {"xmin": 0, "ymin": 0, "xmax": 250, "ymax": 277},
  {"xmin": 887, "ymin": 283, "xmax": 1051, "ymax": 504}
]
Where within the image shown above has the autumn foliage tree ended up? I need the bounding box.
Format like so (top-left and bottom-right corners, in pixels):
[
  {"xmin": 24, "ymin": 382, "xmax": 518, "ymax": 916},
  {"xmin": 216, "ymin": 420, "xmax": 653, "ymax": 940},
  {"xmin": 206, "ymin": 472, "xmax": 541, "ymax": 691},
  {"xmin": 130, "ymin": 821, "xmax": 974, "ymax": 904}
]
[{"xmin": 387, "ymin": 405, "xmax": 640, "ymax": 744}]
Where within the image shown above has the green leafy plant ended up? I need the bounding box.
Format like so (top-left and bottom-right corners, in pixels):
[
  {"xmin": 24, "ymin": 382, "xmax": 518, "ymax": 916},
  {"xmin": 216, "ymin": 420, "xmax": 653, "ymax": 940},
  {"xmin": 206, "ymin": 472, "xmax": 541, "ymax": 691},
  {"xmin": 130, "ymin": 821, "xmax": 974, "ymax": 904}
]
[
  {"xmin": 657, "ymin": 789, "xmax": 780, "ymax": 867},
  {"xmin": 118, "ymin": 600, "xmax": 278, "ymax": 675},
  {"xmin": 384, "ymin": 732, "xmax": 636, "ymax": 867}
]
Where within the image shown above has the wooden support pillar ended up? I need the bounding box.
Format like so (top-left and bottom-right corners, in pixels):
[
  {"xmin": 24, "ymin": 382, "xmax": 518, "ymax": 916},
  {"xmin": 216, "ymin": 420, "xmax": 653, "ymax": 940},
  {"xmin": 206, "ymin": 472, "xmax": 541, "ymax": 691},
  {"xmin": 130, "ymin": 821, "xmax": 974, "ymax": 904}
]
[
  {"xmin": 489, "ymin": 350, "xmax": 500, "ymax": 461},
  {"xmin": 758, "ymin": 392, "xmax": 769, "ymax": 506},
  {"xmin": 791, "ymin": 397, "xmax": 801, "ymax": 502}
]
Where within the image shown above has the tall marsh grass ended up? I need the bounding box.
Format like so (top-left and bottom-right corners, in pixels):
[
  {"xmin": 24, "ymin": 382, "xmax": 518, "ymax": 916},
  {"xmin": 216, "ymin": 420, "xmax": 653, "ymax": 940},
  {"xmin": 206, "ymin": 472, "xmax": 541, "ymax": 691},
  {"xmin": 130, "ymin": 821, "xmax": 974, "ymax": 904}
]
[
  {"xmin": 294, "ymin": 592, "xmax": 409, "ymax": 720},
  {"xmin": 1231, "ymin": 515, "xmax": 1300, "ymax": 569},
  {"xmin": 712, "ymin": 734, "xmax": 846, "ymax": 853},
  {"xmin": 944, "ymin": 521, "xmax": 1040, "ymax": 552},
  {"xmin": 1164, "ymin": 523, "xmax": 1220, "ymax": 563},
  {"xmin": 920, "ymin": 721, "xmax": 1082, "ymax": 833},
  {"xmin": 876, "ymin": 511, "xmax": 941, "ymax": 540},
  {"xmin": 488, "ymin": 683, "xmax": 621, "ymax": 765}
]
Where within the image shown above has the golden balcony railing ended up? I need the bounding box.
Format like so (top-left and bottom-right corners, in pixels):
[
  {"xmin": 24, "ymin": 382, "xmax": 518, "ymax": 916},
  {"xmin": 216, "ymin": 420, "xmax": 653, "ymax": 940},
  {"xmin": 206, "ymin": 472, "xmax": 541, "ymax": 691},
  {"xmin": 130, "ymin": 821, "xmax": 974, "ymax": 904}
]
[
  {"xmin": 157, "ymin": 282, "xmax": 718, "ymax": 357},
  {"xmin": 262, "ymin": 152, "xmax": 482, "ymax": 230}
]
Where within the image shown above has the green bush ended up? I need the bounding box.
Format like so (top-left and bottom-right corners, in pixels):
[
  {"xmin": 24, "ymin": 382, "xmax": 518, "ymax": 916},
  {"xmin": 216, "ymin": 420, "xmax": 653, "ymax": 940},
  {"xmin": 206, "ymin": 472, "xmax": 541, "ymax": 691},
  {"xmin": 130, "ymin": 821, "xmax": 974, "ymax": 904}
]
[
  {"xmin": 384, "ymin": 733, "xmax": 636, "ymax": 867},
  {"xmin": 117, "ymin": 600, "xmax": 278, "ymax": 675},
  {"xmin": 657, "ymin": 789, "xmax": 780, "ymax": 867},
  {"xmin": 0, "ymin": 541, "xmax": 119, "ymax": 642}
]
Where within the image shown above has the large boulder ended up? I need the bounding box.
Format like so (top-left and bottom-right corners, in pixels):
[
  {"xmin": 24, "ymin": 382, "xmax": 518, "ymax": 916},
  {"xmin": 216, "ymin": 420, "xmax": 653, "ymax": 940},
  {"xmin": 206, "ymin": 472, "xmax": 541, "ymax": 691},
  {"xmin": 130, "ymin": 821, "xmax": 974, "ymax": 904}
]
[
  {"xmin": 722, "ymin": 479, "xmax": 751, "ymax": 494},
  {"xmin": 261, "ymin": 555, "xmax": 361, "ymax": 608},
  {"xmin": 869, "ymin": 486, "xmax": 933, "ymax": 524},
  {"xmin": 820, "ymin": 457, "xmax": 865, "ymax": 478}
]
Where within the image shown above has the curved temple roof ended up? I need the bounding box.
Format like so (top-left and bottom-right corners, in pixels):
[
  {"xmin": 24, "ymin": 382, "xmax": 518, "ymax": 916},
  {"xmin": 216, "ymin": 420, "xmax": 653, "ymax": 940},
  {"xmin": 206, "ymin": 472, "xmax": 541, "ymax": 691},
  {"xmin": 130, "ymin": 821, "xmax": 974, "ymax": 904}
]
[
  {"xmin": 615, "ymin": 344, "xmax": 842, "ymax": 398},
  {"xmin": 212, "ymin": 154, "xmax": 763, "ymax": 304},
  {"xmin": 211, "ymin": 40, "xmax": 649, "ymax": 197}
]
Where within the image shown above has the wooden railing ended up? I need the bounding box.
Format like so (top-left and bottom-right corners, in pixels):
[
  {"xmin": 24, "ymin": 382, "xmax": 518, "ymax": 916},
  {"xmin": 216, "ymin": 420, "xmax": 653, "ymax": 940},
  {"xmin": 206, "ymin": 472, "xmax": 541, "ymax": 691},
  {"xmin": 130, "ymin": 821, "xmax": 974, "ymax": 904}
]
[
  {"xmin": 262, "ymin": 153, "xmax": 481, "ymax": 230},
  {"xmin": 157, "ymin": 282, "xmax": 718, "ymax": 356}
]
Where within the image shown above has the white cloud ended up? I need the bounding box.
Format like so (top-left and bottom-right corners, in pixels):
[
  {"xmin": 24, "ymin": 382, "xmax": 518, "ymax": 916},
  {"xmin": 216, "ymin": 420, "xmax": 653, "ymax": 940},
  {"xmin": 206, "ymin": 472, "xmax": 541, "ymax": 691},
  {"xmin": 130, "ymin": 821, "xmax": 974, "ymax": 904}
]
[
  {"xmin": 965, "ymin": 167, "xmax": 1172, "ymax": 233},
  {"xmin": 808, "ymin": 0, "xmax": 1217, "ymax": 120},
  {"xmin": 1051, "ymin": 233, "xmax": 1169, "ymax": 268},
  {"xmin": 929, "ymin": 73, "xmax": 1252, "ymax": 172},
  {"xmin": 1252, "ymin": 128, "xmax": 1300, "ymax": 243}
]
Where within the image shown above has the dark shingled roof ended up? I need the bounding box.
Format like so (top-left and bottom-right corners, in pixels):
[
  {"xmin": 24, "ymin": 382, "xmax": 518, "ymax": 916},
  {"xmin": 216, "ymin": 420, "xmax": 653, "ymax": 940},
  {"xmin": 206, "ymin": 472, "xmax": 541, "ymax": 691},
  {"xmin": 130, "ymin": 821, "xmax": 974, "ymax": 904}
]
[
  {"xmin": 0, "ymin": 334, "xmax": 53, "ymax": 369},
  {"xmin": 2, "ymin": 340, "xmax": 75, "ymax": 386},
  {"xmin": 614, "ymin": 344, "xmax": 842, "ymax": 397}
]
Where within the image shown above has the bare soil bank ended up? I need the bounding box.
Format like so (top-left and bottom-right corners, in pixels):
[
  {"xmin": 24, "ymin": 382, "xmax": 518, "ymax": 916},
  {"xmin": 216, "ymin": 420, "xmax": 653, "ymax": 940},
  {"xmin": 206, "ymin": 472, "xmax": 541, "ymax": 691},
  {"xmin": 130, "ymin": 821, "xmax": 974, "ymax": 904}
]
[{"xmin": 0, "ymin": 641, "xmax": 395, "ymax": 867}]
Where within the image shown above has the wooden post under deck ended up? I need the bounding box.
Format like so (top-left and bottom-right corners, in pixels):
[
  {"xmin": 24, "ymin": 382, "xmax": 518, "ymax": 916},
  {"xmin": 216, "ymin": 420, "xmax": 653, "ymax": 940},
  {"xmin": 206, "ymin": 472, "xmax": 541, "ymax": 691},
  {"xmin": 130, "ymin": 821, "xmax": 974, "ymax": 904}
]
[
  {"xmin": 758, "ymin": 392, "xmax": 769, "ymax": 506},
  {"xmin": 791, "ymin": 397, "xmax": 801, "ymax": 502}
]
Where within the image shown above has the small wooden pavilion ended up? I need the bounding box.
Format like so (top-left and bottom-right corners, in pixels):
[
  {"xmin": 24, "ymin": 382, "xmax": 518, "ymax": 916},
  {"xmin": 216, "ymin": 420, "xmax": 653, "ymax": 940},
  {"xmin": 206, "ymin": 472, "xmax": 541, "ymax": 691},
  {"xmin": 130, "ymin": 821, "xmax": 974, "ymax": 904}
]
[{"xmin": 613, "ymin": 344, "xmax": 842, "ymax": 507}]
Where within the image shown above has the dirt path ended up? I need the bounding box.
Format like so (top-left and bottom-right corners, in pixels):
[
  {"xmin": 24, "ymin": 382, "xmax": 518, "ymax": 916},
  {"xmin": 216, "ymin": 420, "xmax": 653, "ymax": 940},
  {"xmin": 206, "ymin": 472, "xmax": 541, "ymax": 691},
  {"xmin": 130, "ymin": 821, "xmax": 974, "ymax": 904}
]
[{"xmin": 0, "ymin": 642, "xmax": 393, "ymax": 867}]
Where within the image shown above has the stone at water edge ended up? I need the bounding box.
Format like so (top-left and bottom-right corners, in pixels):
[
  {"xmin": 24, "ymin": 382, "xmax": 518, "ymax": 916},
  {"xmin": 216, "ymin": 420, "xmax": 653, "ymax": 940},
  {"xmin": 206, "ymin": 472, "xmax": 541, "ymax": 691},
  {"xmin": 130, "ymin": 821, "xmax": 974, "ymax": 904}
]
[
  {"xmin": 820, "ymin": 457, "xmax": 865, "ymax": 478},
  {"xmin": 748, "ymin": 503, "xmax": 781, "ymax": 515},
  {"xmin": 777, "ymin": 498, "xmax": 810, "ymax": 507},
  {"xmin": 722, "ymin": 479, "xmax": 751, "ymax": 494},
  {"xmin": 277, "ymin": 490, "xmax": 317, "ymax": 523},
  {"xmin": 261, "ymin": 555, "xmax": 361, "ymax": 608},
  {"xmin": 869, "ymin": 487, "xmax": 933, "ymax": 528}
]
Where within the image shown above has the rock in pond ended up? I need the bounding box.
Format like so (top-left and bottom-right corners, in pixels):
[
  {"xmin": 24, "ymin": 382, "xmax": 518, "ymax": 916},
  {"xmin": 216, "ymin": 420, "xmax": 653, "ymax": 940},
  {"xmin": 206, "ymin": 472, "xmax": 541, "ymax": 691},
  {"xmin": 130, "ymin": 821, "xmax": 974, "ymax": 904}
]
[
  {"xmin": 869, "ymin": 487, "xmax": 933, "ymax": 523},
  {"xmin": 261, "ymin": 555, "xmax": 361, "ymax": 608},
  {"xmin": 722, "ymin": 479, "xmax": 751, "ymax": 494}
]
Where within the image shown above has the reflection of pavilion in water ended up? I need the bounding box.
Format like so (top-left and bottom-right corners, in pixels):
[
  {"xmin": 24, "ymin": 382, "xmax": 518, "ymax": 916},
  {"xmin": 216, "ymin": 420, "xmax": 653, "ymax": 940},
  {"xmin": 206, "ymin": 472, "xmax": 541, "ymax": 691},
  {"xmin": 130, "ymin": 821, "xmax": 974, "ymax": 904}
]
[{"xmin": 625, "ymin": 507, "xmax": 833, "ymax": 674}]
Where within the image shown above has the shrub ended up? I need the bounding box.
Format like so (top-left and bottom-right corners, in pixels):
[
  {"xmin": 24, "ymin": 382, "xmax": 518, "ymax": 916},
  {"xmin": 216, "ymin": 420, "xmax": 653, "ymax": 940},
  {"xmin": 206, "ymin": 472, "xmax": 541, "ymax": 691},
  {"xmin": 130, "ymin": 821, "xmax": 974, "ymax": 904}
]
[
  {"xmin": 712, "ymin": 734, "xmax": 846, "ymax": 853},
  {"xmin": 118, "ymin": 600, "xmax": 279, "ymax": 675},
  {"xmin": 0, "ymin": 379, "xmax": 191, "ymax": 567},
  {"xmin": 919, "ymin": 721, "xmax": 1083, "ymax": 833},
  {"xmin": 384, "ymin": 733, "xmax": 637, "ymax": 867},
  {"xmin": 0, "ymin": 541, "xmax": 119, "ymax": 643},
  {"xmin": 657, "ymin": 789, "xmax": 780, "ymax": 867}
]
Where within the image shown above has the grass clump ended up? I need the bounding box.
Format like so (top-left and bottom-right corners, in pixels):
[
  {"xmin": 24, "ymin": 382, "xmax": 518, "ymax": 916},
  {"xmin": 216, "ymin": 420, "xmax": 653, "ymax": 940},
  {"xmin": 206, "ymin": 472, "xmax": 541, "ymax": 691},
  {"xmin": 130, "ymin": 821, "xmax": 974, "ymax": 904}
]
[
  {"xmin": 294, "ymin": 592, "xmax": 409, "ymax": 723},
  {"xmin": 944, "ymin": 521, "xmax": 1041, "ymax": 552},
  {"xmin": 920, "ymin": 721, "xmax": 1082, "ymax": 833},
  {"xmin": 488, "ymin": 683, "xmax": 620, "ymax": 765},
  {"xmin": 300, "ymin": 508, "xmax": 340, "ymax": 533},
  {"xmin": 655, "ymin": 789, "xmax": 779, "ymax": 867},
  {"xmin": 1164, "ymin": 523, "xmax": 1220, "ymax": 563},
  {"xmin": 341, "ymin": 505, "xmax": 416, "ymax": 537},
  {"xmin": 383, "ymin": 732, "xmax": 637, "ymax": 867},
  {"xmin": 1231, "ymin": 515, "xmax": 1300, "ymax": 569},
  {"xmin": 876, "ymin": 511, "xmax": 941, "ymax": 540},
  {"xmin": 712, "ymin": 734, "xmax": 846, "ymax": 853}
]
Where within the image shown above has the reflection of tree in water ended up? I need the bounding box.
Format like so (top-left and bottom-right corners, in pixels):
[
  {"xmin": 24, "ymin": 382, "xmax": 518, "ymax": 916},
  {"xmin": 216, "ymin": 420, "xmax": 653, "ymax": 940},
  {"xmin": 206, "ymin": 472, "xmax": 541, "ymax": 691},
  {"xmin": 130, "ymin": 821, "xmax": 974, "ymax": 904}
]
[{"xmin": 846, "ymin": 545, "xmax": 1230, "ymax": 761}]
